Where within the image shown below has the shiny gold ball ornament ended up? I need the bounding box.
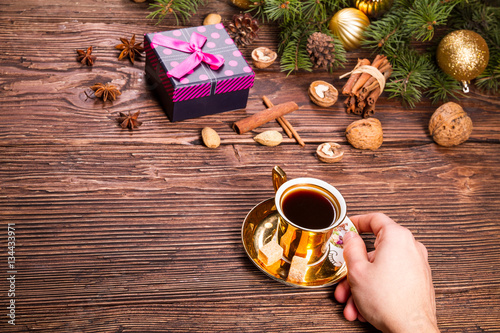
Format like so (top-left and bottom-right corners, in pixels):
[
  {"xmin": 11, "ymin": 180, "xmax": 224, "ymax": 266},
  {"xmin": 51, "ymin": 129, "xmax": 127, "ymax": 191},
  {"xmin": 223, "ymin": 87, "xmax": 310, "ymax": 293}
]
[
  {"xmin": 329, "ymin": 8, "xmax": 370, "ymax": 51},
  {"xmin": 436, "ymin": 30, "xmax": 489, "ymax": 92},
  {"xmin": 355, "ymin": 0, "xmax": 393, "ymax": 19}
]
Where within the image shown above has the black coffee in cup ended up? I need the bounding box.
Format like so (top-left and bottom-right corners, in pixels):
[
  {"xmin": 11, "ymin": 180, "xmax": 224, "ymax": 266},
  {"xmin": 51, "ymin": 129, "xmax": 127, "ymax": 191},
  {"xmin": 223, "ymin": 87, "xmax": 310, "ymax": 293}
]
[{"xmin": 281, "ymin": 187, "xmax": 336, "ymax": 230}]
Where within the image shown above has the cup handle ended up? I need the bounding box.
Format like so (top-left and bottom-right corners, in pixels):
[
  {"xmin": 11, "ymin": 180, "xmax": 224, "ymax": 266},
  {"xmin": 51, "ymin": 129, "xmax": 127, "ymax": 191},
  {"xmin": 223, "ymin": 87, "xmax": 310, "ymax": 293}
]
[{"xmin": 272, "ymin": 166, "xmax": 287, "ymax": 193}]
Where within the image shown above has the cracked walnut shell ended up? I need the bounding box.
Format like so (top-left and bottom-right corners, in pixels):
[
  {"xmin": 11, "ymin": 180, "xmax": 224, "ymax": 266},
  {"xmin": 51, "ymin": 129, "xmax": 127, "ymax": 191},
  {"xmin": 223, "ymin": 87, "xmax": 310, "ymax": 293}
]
[
  {"xmin": 317, "ymin": 142, "xmax": 344, "ymax": 163},
  {"xmin": 346, "ymin": 118, "xmax": 383, "ymax": 150},
  {"xmin": 251, "ymin": 47, "xmax": 277, "ymax": 69},
  {"xmin": 429, "ymin": 102, "xmax": 472, "ymax": 147},
  {"xmin": 309, "ymin": 81, "xmax": 338, "ymax": 107}
]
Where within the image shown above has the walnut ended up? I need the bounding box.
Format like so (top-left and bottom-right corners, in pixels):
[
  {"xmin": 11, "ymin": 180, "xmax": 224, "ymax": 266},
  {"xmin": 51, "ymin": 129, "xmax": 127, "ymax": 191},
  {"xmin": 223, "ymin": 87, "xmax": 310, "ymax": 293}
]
[
  {"xmin": 251, "ymin": 47, "xmax": 277, "ymax": 69},
  {"xmin": 345, "ymin": 118, "xmax": 383, "ymax": 150},
  {"xmin": 308, "ymin": 80, "xmax": 338, "ymax": 107},
  {"xmin": 429, "ymin": 102, "xmax": 472, "ymax": 147},
  {"xmin": 316, "ymin": 142, "xmax": 344, "ymax": 163}
]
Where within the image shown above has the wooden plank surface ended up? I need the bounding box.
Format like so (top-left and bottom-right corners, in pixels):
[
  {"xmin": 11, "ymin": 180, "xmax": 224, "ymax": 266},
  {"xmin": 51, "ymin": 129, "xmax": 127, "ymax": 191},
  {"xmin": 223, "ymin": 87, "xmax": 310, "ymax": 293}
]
[{"xmin": 1, "ymin": 1, "xmax": 499, "ymax": 332}]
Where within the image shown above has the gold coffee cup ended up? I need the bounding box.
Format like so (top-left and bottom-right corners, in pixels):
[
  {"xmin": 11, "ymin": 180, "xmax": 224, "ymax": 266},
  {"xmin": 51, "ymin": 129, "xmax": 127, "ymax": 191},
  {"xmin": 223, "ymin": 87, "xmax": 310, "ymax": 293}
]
[{"xmin": 272, "ymin": 166, "xmax": 349, "ymax": 266}]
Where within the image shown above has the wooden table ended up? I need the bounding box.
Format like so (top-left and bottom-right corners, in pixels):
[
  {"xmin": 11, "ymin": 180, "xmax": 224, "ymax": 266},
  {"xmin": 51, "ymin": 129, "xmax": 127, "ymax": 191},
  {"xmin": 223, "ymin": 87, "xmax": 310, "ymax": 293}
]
[{"xmin": 1, "ymin": 1, "xmax": 499, "ymax": 332}]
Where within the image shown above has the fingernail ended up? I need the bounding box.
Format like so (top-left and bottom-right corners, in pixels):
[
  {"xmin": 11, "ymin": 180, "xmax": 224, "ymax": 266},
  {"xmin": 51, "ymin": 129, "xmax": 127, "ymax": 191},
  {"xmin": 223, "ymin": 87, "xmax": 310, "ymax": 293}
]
[{"xmin": 343, "ymin": 231, "xmax": 356, "ymax": 243}]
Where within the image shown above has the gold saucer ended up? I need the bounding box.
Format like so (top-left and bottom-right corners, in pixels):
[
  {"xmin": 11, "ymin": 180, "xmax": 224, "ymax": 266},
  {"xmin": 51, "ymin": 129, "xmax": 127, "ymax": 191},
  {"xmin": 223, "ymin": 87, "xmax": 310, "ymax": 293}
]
[{"xmin": 241, "ymin": 198, "xmax": 357, "ymax": 288}]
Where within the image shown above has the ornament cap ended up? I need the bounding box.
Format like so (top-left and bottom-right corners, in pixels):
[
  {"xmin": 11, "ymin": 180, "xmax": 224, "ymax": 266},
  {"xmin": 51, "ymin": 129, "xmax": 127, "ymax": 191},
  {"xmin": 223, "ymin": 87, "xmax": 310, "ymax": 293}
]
[{"xmin": 462, "ymin": 81, "xmax": 469, "ymax": 93}]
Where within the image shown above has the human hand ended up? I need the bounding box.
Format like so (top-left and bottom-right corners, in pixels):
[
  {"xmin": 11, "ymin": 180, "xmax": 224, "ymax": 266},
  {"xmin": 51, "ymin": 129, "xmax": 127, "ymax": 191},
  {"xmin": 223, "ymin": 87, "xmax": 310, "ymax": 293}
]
[{"xmin": 334, "ymin": 213, "xmax": 439, "ymax": 333}]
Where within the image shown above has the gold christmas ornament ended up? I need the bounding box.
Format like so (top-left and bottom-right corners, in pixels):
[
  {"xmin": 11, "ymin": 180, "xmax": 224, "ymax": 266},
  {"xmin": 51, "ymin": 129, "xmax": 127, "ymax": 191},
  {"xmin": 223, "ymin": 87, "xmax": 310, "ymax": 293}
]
[
  {"xmin": 436, "ymin": 30, "xmax": 489, "ymax": 93},
  {"xmin": 329, "ymin": 8, "xmax": 370, "ymax": 51},
  {"xmin": 355, "ymin": 0, "xmax": 393, "ymax": 19}
]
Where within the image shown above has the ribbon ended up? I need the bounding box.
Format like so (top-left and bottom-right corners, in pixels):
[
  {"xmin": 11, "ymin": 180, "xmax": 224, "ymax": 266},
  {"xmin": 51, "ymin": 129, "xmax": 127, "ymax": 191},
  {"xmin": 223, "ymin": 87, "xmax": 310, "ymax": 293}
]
[
  {"xmin": 339, "ymin": 65, "xmax": 386, "ymax": 91},
  {"xmin": 151, "ymin": 32, "xmax": 225, "ymax": 80}
]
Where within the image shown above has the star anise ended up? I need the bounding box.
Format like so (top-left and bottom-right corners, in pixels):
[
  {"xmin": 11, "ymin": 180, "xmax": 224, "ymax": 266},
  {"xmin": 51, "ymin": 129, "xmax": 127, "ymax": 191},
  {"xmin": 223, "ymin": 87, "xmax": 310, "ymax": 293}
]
[
  {"xmin": 90, "ymin": 83, "xmax": 121, "ymax": 102},
  {"xmin": 115, "ymin": 34, "xmax": 144, "ymax": 64},
  {"xmin": 117, "ymin": 111, "xmax": 142, "ymax": 130},
  {"xmin": 76, "ymin": 46, "xmax": 96, "ymax": 66}
]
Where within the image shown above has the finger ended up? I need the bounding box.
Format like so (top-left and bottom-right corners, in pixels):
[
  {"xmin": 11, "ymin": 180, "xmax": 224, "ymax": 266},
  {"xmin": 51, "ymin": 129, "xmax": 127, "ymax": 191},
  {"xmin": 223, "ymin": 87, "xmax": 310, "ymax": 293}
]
[
  {"xmin": 343, "ymin": 231, "xmax": 369, "ymax": 268},
  {"xmin": 367, "ymin": 250, "xmax": 375, "ymax": 263},
  {"xmin": 343, "ymin": 296, "xmax": 359, "ymax": 322},
  {"xmin": 350, "ymin": 213, "xmax": 396, "ymax": 236},
  {"xmin": 334, "ymin": 278, "xmax": 351, "ymax": 303},
  {"xmin": 416, "ymin": 241, "xmax": 429, "ymax": 261},
  {"xmin": 358, "ymin": 313, "xmax": 367, "ymax": 322}
]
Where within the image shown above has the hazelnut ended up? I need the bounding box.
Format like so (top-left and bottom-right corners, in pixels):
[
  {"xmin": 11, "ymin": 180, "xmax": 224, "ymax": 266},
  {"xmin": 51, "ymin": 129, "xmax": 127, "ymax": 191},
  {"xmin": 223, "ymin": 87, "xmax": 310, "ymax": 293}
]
[
  {"xmin": 346, "ymin": 118, "xmax": 383, "ymax": 150},
  {"xmin": 316, "ymin": 142, "xmax": 344, "ymax": 163},
  {"xmin": 308, "ymin": 81, "xmax": 338, "ymax": 107},
  {"xmin": 429, "ymin": 102, "xmax": 472, "ymax": 147},
  {"xmin": 203, "ymin": 13, "xmax": 222, "ymax": 25},
  {"xmin": 251, "ymin": 47, "xmax": 277, "ymax": 69}
]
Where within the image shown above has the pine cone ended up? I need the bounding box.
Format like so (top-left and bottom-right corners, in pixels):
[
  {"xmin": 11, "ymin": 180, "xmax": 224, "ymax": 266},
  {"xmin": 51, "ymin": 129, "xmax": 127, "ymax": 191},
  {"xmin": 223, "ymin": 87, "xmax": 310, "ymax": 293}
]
[
  {"xmin": 227, "ymin": 13, "xmax": 259, "ymax": 47},
  {"xmin": 307, "ymin": 32, "xmax": 336, "ymax": 70}
]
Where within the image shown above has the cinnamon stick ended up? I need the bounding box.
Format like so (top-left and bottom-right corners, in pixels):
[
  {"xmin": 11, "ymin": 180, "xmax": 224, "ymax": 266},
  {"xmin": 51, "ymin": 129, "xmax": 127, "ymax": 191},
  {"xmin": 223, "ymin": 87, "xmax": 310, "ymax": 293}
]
[
  {"xmin": 353, "ymin": 103, "xmax": 363, "ymax": 115},
  {"xmin": 351, "ymin": 55, "xmax": 386, "ymax": 95},
  {"xmin": 367, "ymin": 87, "xmax": 381, "ymax": 106},
  {"xmin": 262, "ymin": 96, "xmax": 293, "ymax": 138},
  {"xmin": 365, "ymin": 67, "xmax": 393, "ymax": 105},
  {"xmin": 345, "ymin": 96, "xmax": 356, "ymax": 114},
  {"xmin": 363, "ymin": 104, "xmax": 375, "ymax": 118},
  {"xmin": 276, "ymin": 117, "xmax": 293, "ymax": 138},
  {"xmin": 280, "ymin": 116, "xmax": 305, "ymax": 147},
  {"xmin": 262, "ymin": 96, "xmax": 305, "ymax": 146},
  {"xmin": 233, "ymin": 101, "xmax": 298, "ymax": 134},
  {"xmin": 341, "ymin": 58, "xmax": 370, "ymax": 95},
  {"xmin": 357, "ymin": 99, "xmax": 366, "ymax": 111},
  {"xmin": 358, "ymin": 60, "xmax": 391, "ymax": 97}
]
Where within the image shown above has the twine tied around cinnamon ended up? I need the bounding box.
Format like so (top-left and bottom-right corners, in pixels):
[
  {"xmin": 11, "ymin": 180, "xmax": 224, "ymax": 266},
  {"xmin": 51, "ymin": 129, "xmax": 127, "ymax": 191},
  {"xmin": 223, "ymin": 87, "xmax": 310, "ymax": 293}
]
[{"xmin": 339, "ymin": 65, "xmax": 386, "ymax": 93}]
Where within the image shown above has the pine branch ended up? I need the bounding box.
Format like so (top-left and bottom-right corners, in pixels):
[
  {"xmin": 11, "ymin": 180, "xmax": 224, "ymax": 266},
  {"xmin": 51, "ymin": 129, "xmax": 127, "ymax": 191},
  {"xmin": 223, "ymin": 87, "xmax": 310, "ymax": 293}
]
[
  {"xmin": 279, "ymin": 23, "xmax": 313, "ymax": 74},
  {"xmin": 362, "ymin": 9, "xmax": 407, "ymax": 54},
  {"xmin": 385, "ymin": 48, "xmax": 434, "ymax": 108},
  {"xmin": 402, "ymin": 0, "xmax": 458, "ymax": 42},
  {"xmin": 263, "ymin": 0, "xmax": 302, "ymax": 22},
  {"xmin": 247, "ymin": 1, "xmax": 267, "ymax": 21},
  {"xmin": 476, "ymin": 60, "xmax": 500, "ymax": 92},
  {"xmin": 147, "ymin": 0, "xmax": 205, "ymax": 25},
  {"xmin": 426, "ymin": 68, "xmax": 464, "ymax": 104}
]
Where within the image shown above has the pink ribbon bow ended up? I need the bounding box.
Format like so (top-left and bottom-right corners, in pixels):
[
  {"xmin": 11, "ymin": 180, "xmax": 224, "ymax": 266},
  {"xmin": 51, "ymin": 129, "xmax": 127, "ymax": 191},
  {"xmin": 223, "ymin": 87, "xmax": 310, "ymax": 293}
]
[{"xmin": 151, "ymin": 32, "xmax": 225, "ymax": 80}]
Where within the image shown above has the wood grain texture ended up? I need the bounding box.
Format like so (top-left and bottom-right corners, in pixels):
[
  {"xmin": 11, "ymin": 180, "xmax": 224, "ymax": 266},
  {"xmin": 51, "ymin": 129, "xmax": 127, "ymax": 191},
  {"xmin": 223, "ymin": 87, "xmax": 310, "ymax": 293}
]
[{"xmin": 1, "ymin": 1, "xmax": 499, "ymax": 332}]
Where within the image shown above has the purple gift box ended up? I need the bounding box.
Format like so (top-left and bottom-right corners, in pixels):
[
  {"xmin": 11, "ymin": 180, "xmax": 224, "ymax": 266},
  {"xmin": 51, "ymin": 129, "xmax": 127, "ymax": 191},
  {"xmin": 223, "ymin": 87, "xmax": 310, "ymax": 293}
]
[{"xmin": 144, "ymin": 24, "xmax": 255, "ymax": 122}]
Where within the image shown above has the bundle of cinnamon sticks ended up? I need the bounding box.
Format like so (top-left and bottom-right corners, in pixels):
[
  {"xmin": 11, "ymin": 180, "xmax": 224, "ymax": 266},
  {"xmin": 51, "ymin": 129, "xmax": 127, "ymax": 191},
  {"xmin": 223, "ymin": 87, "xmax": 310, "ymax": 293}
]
[{"xmin": 341, "ymin": 55, "xmax": 392, "ymax": 118}]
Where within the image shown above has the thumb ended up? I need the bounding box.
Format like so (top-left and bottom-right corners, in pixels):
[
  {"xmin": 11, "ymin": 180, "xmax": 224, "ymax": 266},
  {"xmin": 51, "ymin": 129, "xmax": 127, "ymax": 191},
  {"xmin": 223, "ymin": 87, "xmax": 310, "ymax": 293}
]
[{"xmin": 342, "ymin": 231, "xmax": 369, "ymax": 268}]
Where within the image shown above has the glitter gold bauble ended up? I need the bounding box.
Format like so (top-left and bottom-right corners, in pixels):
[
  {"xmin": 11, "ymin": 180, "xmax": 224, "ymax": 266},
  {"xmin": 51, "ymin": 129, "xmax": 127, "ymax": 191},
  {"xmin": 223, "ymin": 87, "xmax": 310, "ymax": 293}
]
[
  {"xmin": 329, "ymin": 8, "xmax": 370, "ymax": 51},
  {"xmin": 355, "ymin": 0, "xmax": 393, "ymax": 19},
  {"xmin": 436, "ymin": 30, "xmax": 489, "ymax": 92}
]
